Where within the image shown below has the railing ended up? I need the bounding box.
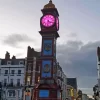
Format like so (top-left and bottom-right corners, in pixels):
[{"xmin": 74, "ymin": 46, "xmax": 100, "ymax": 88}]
[
  {"xmin": 2, "ymin": 83, "xmax": 24, "ymax": 87},
  {"xmin": 4, "ymin": 83, "xmax": 7, "ymax": 86},
  {"xmin": 17, "ymin": 83, "xmax": 21, "ymax": 86}
]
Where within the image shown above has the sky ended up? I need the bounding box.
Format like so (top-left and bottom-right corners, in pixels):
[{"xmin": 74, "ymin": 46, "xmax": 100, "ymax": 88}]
[{"xmin": 0, "ymin": 0, "xmax": 100, "ymax": 96}]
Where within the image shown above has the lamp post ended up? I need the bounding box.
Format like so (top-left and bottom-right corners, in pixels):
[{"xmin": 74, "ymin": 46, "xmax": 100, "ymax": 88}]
[{"xmin": 97, "ymin": 47, "xmax": 100, "ymax": 100}]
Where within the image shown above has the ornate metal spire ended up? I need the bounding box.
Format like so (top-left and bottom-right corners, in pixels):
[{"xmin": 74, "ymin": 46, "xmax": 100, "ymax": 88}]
[
  {"xmin": 44, "ymin": 0, "xmax": 55, "ymax": 9},
  {"xmin": 49, "ymin": 0, "xmax": 52, "ymax": 3}
]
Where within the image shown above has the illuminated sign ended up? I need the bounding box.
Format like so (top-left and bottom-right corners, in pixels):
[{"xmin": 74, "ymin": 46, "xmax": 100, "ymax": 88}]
[{"xmin": 39, "ymin": 90, "xmax": 49, "ymax": 97}]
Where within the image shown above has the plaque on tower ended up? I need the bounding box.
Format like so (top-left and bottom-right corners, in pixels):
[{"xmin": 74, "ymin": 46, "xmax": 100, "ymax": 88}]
[
  {"xmin": 44, "ymin": 44, "xmax": 52, "ymax": 52},
  {"xmin": 43, "ymin": 64, "xmax": 50, "ymax": 73},
  {"xmin": 41, "ymin": 60, "xmax": 52, "ymax": 78},
  {"xmin": 43, "ymin": 40, "xmax": 53, "ymax": 56}
]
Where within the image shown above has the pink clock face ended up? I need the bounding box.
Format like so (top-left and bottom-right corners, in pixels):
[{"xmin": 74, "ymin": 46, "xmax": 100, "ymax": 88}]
[
  {"xmin": 41, "ymin": 15, "xmax": 55, "ymax": 27},
  {"xmin": 56, "ymin": 17, "xmax": 59, "ymax": 30}
]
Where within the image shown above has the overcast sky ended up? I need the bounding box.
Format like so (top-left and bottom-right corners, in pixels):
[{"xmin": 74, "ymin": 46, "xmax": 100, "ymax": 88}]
[{"xmin": 0, "ymin": 0, "xmax": 100, "ymax": 96}]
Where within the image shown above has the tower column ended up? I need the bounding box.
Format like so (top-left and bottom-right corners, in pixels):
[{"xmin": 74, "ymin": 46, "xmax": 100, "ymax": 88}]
[{"xmin": 34, "ymin": 0, "xmax": 61, "ymax": 100}]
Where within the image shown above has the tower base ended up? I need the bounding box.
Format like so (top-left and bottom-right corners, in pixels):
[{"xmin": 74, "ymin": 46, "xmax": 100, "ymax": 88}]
[{"xmin": 33, "ymin": 83, "xmax": 62, "ymax": 100}]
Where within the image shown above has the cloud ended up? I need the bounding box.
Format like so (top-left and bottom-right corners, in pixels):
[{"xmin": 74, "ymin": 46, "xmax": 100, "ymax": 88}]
[
  {"xmin": 3, "ymin": 34, "xmax": 35, "ymax": 48},
  {"xmin": 67, "ymin": 32, "xmax": 78, "ymax": 38},
  {"xmin": 15, "ymin": 53, "xmax": 25, "ymax": 58},
  {"xmin": 79, "ymin": 88, "xmax": 93, "ymax": 95},
  {"xmin": 57, "ymin": 40, "xmax": 100, "ymax": 95}
]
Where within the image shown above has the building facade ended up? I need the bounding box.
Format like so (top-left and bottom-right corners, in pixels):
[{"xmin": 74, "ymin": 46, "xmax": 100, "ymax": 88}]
[
  {"xmin": 57, "ymin": 63, "xmax": 67, "ymax": 100},
  {"xmin": 67, "ymin": 78, "xmax": 78, "ymax": 100},
  {"xmin": 67, "ymin": 78, "xmax": 77, "ymax": 91},
  {"xmin": 62, "ymin": 72, "xmax": 67, "ymax": 100},
  {"xmin": 23, "ymin": 46, "xmax": 40, "ymax": 100},
  {"xmin": 67, "ymin": 85, "xmax": 75, "ymax": 100},
  {"xmin": 0, "ymin": 52, "xmax": 25, "ymax": 100}
]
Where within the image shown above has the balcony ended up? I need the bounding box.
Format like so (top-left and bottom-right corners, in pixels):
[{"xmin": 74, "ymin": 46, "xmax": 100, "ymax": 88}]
[
  {"xmin": 4, "ymin": 83, "xmax": 7, "ymax": 87},
  {"xmin": 57, "ymin": 76, "xmax": 63, "ymax": 81},
  {"xmin": 2, "ymin": 83, "xmax": 23, "ymax": 88},
  {"xmin": 16, "ymin": 83, "xmax": 23, "ymax": 87},
  {"xmin": 7, "ymin": 83, "xmax": 14, "ymax": 87}
]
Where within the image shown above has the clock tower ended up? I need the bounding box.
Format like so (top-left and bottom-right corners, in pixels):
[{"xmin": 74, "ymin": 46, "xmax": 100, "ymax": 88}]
[{"xmin": 33, "ymin": 0, "xmax": 62, "ymax": 100}]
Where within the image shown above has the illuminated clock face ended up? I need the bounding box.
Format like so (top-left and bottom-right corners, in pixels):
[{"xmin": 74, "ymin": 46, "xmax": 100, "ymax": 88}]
[
  {"xmin": 41, "ymin": 15, "xmax": 55, "ymax": 27},
  {"xmin": 56, "ymin": 17, "xmax": 59, "ymax": 30}
]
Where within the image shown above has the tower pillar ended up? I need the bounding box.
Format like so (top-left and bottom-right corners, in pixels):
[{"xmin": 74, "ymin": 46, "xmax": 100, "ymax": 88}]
[{"xmin": 34, "ymin": 0, "xmax": 61, "ymax": 100}]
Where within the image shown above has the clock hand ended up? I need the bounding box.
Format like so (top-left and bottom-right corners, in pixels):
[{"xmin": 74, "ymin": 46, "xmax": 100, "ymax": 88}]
[{"xmin": 48, "ymin": 20, "xmax": 53, "ymax": 23}]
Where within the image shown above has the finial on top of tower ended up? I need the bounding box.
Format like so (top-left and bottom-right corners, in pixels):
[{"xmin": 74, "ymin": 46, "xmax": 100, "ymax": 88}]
[
  {"xmin": 49, "ymin": 0, "xmax": 52, "ymax": 3},
  {"xmin": 44, "ymin": 0, "xmax": 55, "ymax": 9}
]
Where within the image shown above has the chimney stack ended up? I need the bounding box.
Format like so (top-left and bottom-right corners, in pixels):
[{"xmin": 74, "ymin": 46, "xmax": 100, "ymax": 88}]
[
  {"xmin": 5, "ymin": 51, "xmax": 10, "ymax": 59},
  {"xmin": 27, "ymin": 46, "xmax": 32, "ymax": 57},
  {"xmin": 12, "ymin": 55, "xmax": 16, "ymax": 59},
  {"xmin": 31, "ymin": 48, "xmax": 35, "ymax": 57}
]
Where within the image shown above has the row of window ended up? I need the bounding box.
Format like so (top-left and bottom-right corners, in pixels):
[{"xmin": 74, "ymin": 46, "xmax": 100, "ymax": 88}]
[
  {"xmin": 3, "ymin": 70, "xmax": 22, "ymax": 75},
  {"xmin": 57, "ymin": 79, "xmax": 67, "ymax": 89},
  {"xmin": 57, "ymin": 70, "xmax": 66, "ymax": 78},
  {"xmin": 8, "ymin": 90, "xmax": 20, "ymax": 97},
  {"xmin": 4, "ymin": 79, "xmax": 21, "ymax": 84},
  {"xmin": 5, "ymin": 61, "xmax": 24, "ymax": 65}
]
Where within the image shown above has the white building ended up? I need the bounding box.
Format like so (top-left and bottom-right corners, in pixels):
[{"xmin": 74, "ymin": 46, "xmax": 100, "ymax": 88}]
[
  {"xmin": 0, "ymin": 52, "xmax": 25, "ymax": 100},
  {"xmin": 62, "ymin": 72, "xmax": 67, "ymax": 100},
  {"xmin": 57, "ymin": 62, "xmax": 67, "ymax": 100}
]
